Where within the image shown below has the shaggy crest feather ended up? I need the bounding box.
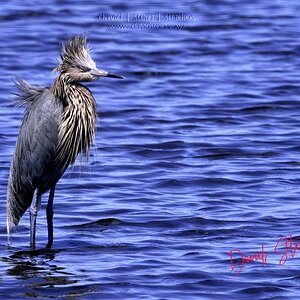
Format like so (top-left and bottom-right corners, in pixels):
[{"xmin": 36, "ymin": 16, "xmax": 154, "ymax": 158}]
[{"xmin": 55, "ymin": 34, "xmax": 95, "ymax": 73}]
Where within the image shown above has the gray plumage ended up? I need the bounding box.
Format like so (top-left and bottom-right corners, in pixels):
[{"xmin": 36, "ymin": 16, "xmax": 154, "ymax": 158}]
[{"xmin": 7, "ymin": 34, "xmax": 124, "ymax": 248}]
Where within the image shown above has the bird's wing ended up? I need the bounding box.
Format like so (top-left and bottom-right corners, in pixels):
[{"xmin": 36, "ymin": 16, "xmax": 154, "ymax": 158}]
[{"xmin": 7, "ymin": 86, "xmax": 63, "ymax": 226}]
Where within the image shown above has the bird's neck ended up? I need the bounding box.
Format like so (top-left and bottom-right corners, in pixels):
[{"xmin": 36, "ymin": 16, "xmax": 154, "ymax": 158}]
[
  {"xmin": 52, "ymin": 74, "xmax": 74, "ymax": 103},
  {"xmin": 52, "ymin": 73, "xmax": 96, "ymax": 110},
  {"xmin": 52, "ymin": 73, "xmax": 97, "ymax": 166}
]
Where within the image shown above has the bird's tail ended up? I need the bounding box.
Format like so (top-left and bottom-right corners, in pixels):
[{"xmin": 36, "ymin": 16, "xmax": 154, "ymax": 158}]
[
  {"xmin": 6, "ymin": 175, "xmax": 15, "ymax": 245},
  {"xmin": 6, "ymin": 169, "xmax": 35, "ymax": 245},
  {"xmin": 6, "ymin": 172, "xmax": 26, "ymax": 243}
]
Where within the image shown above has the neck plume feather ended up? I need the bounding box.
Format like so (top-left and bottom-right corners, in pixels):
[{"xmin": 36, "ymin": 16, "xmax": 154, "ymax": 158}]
[{"xmin": 52, "ymin": 75, "xmax": 97, "ymax": 168}]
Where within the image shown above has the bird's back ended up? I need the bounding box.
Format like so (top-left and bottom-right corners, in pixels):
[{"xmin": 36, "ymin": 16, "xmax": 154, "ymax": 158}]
[{"xmin": 7, "ymin": 80, "xmax": 64, "ymax": 230}]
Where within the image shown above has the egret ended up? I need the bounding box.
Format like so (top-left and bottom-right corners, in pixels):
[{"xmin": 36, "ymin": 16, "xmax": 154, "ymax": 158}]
[{"xmin": 6, "ymin": 34, "xmax": 124, "ymax": 248}]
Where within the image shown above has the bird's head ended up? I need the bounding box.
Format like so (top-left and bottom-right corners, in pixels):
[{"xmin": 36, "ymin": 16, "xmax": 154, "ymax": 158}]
[{"xmin": 55, "ymin": 34, "xmax": 124, "ymax": 83}]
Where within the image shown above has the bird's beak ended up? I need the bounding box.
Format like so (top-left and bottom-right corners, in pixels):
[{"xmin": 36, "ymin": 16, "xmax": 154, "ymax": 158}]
[{"xmin": 90, "ymin": 69, "xmax": 125, "ymax": 79}]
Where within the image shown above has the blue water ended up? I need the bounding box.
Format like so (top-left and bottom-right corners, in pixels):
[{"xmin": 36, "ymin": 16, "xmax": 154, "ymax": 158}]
[{"xmin": 1, "ymin": 0, "xmax": 300, "ymax": 299}]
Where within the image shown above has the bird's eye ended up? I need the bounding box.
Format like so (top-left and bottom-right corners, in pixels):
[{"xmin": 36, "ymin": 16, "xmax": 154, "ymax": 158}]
[{"xmin": 79, "ymin": 66, "xmax": 90, "ymax": 72}]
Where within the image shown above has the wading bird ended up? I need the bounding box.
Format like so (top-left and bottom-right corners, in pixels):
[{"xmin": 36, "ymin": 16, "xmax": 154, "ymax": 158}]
[{"xmin": 7, "ymin": 34, "xmax": 124, "ymax": 248}]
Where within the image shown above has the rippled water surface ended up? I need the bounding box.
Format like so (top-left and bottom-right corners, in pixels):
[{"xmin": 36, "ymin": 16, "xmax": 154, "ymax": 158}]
[{"xmin": 2, "ymin": 0, "xmax": 300, "ymax": 299}]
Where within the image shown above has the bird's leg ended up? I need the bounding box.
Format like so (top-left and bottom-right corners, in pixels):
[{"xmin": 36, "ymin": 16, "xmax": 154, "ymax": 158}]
[
  {"xmin": 30, "ymin": 190, "xmax": 41, "ymax": 249},
  {"xmin": 46, "ymin": 186, "xmax": 55, "ymax": 248}
]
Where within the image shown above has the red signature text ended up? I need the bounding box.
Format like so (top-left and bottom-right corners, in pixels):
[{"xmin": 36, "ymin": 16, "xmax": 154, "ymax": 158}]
[
  {"xmin": 229, "ymin": 234, "xmax": 300, "ymax": 273},
  {"xmin": 274, "ymin": 234, "xmax": 300, "ymax": 266},
  {"xmin": 229, "ymin": 244, "xmax": 268, "ymax": 273}
]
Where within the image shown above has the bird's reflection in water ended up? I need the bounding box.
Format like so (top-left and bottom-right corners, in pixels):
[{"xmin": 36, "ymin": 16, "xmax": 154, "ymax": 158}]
[
  {"xmin": 1, "ymin": 247, "xmax": 101, "ymax": 298},
  {"xmin": 3, "ymin": 248, "xmax": 77, "ymax": 286}
]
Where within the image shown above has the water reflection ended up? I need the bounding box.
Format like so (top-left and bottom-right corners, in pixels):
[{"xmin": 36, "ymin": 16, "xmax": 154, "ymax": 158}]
[
  {"xmin": 3, "ymin": 248, "xmax": 75, "ymax": 283},
  {"xmin": 1, "ymin": 247, "xmax": 103, "ymax": 298}
]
